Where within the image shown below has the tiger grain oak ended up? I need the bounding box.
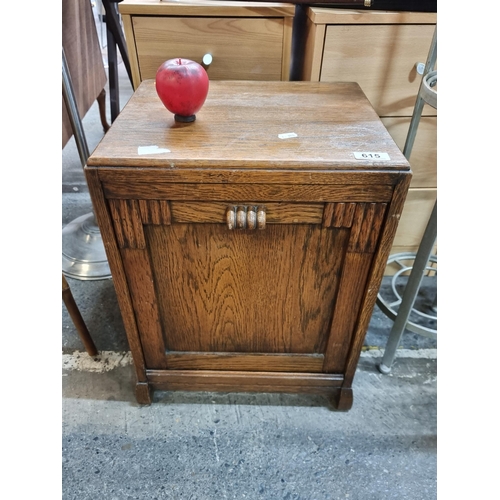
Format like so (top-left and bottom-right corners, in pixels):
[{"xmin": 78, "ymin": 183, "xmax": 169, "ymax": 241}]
[{"xmin": 86, "ymin": 80, "xmax": 411, "ymax": 409}]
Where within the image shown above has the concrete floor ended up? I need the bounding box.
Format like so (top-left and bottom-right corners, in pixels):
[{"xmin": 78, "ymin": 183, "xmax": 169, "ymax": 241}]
[{"xmin": 62, "ymin": 24, "xmax": 437, "ymax": 499}]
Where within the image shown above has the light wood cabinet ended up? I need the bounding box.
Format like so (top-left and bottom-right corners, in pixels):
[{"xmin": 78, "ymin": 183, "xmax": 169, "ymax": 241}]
[
  {"xmin": 86, "ymin": 80, "xmax": 411, "ymax": 409},
  {"xmin": 300, "ymin": 8, "xmax": 437, "ymax": 257},
  {"xmin": 119, "ymin": 0, "xmax": 296, "ymax": 88}
]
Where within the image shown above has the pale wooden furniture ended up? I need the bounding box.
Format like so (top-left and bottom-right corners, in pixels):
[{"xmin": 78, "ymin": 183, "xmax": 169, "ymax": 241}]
[
  {"xmin": 300, "ymin": 8, "xmax": 437, "ymax": 258},
  {"xmin": 86, "ymin": 79, "xmax": 410, "ymax": 409},
  {"xmin": 118, "ymin": 0, "xmax": 296, "ymax": 89}
]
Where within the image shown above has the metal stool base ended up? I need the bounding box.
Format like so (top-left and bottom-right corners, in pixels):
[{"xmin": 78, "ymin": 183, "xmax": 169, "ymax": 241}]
[
  {"xmin": 376, "ymin": 252, "xmax": 437, "ymax": 339},
  {"xmin": 62, "ymin": 212, "xmax": 112, "ymax": 281}
]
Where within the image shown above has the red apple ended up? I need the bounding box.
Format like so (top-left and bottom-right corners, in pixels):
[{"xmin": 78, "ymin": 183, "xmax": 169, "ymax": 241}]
[{"xmin": 155, "ymin": 58, "xmax": 209, "ymax": 122}]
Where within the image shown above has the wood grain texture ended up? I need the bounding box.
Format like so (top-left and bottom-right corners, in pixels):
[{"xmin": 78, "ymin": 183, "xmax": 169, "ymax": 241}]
[
  {"xmin": 301, "ymin": 17, "xmax": 325, "ymax": 82},
  {"xmin": 392, "ymin": 188, "xmax": 436, "ymax": 251},
  {"xmin": 109, "ymin": 199, "xmax": 146, "ymax": 249},
  {"xmin": 347, "ymin": 203, "xmax": 387, "ymax": 253},
  {"xmin": 323, "ymin": 202, "xmax": 387, "ymax": 253},
  {"xmin": 133, "ymin": 16, "xmax": 286, "ymax": 82},
  {"xmin": 298, "ymin": 11, "xmax": 435, "ymax": 258},
  {"xmin": 301, "ymin": 9, "xmax": 437, "ymax": 116},
  {"xmin": 146, "ymin": 223, "xmax": 348, "ymax": 354},
  {"xmin": 85, "ymin": 80, "xmax": 412, "ymax": 405},
  {"xmin": 381, "ymin": 116, "xmax": 437, "ymax": 189},
  {"xmin": 343, "ymin": 173, "xmax": 412, "ymax": 385},
  {"xmin": 320, "ymin": 23, "xmax": 436, "ymax": 117},
  {"xmin": 121, "ymin": 248, "xmax": 167, "ymax": 369},
  {"xmin": 322, "ymin": 252, "xmax": 373, "ymax": 373},
  {"xmin": 120, "ymin": 13, "xmax": 142, "ymax": 89},
  {"xmin": 84, "ymin": 169, "xmax": 148, "ymax": 383},
  {"xmin": 135, "ymin": 381, "xmax": 152, "ymax": 405},
  {"xmin": 62, "ymin": 0, "xmax": 107, "ymax": 147},
  {"xmin": 335, "ymin": 202, "xmax": 357, "ymax": 227},
  {"xmin": 102, "ymin": 182, "xmax": 394, "ymax": 203},
  {"xmin": 97, "ymin": 168, "xmax": 403, "ymax": 186},
  {"xmin": 87, "ymin": 81, "xmax": 410, "ymax": 171},
  {"xmin": 307, "ymin": 7, "xmax": 436, "ymax": 26},
  {"xmin": 330, "ymin": 387, "xmax": 353, "ymax": 411},
  {"xmin": 119, "ymin": 1, "xmax": 295, "ymax": 87},
  {"xmin": 177, "ymin": 201, "xmax": 323, "ymax": 224},
  {"xmin": 281, "ymin": 15, "xmax": 294, "ymax": 80},
  {"xmin": 164, "ymin": 352, "xmax": 324, "ymax": 372},
  {"xmin": 323, "ymin": 202, "xmax": 357, "ymax": 228},
  {"xmin": 62, "ymin": 274, "xmax": 98, "ymax": 357},
  {"xmin": 146, "ymin": 369, "xmax": 343, "ymax": 395},
  {"xmin": 119, "ymin": 0, "xmax": 296, "ymax": 17},
  {"xmin": 138, "ymin": 199, "xmax": 172, "ymax": 225}
]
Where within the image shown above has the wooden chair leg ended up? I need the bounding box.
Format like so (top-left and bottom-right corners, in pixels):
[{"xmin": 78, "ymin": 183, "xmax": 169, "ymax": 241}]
[
  {"xmin": 97, "ymin": 88, "xmax": 110, "ymax": 133},
  {"xmin": 62, "ymin": 274, "xmax": 98, "ymax": 356}
]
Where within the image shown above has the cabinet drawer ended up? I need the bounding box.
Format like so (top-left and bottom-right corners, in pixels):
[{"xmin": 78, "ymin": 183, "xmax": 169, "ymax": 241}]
[
  {"xmin": 131, "ymin": 16, "xmax": 287, "ymax": 82},
  {"xmin": 120, "ymin": 1, "xmax": 296, "ymax": 88},
  {"xmin": 170, "ymin": 201, "xmax": 325, "ymax": 225},
  {"xmin": 320, "ymin": 24, "xmax": 436, "ymax": 117}
]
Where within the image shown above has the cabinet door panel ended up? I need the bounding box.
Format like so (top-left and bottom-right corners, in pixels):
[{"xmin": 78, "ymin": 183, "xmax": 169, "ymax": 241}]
[
  {"xmin": 133, "ymin": 16, "xmax": 285, "ymax": 81},
  {"xmin": 321, "ymin": 24, "xmax": 436, "ymax": 116},
  {"xmin": 108, "ymin": 196, "xmax": 389, "ymax": 371},
  {"xmin": 146, "ymin": 222, "xmax": 348, "ymax": 354}
]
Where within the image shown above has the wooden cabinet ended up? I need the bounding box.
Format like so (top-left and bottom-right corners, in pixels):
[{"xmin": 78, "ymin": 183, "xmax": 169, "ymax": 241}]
[
  {"xmin": 300, "ymin": 8, "xmax": 437, "ymax": 257},
  {"xmin": 119, "ymin": 0, "xmax": 296, "ymax": 88},
  {"xmin": 86, "ymin": 80, "xmax": 410, "ymax": 409}
]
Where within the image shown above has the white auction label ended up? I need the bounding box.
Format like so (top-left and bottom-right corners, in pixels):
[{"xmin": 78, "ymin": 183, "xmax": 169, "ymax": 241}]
[
  {"xmin": 354, "ymin": 152, "xmax": 390, "ymax": 160},
  {"xmin": 278, "ymin": 132, "xmax": 298, "ymax": 139},
  {"xmin": 138, "ymin": 145, "xmax": 171, "ymax": 155}
]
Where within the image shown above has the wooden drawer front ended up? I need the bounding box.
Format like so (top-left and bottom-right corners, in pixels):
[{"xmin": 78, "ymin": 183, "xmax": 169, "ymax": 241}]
[
  {"xmin": 381, "ymin": 116, "xmax": 436, "ymax": 189},
  {"xmin": 170, "ymin": 201, "xmax": 324, "ymax": 225},
  {"xmin": 321, "ymin": 24, "xmax": 436, "ymax": 117},
  {"xmin": 132, "ymin": 16, "xmax": 286, "ymax": 81}
]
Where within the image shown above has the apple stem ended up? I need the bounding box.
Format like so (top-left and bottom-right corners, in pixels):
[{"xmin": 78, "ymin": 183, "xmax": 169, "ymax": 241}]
[{"xmin": 178, "ymin": 58, "xmax": 182, "ymax": 65}]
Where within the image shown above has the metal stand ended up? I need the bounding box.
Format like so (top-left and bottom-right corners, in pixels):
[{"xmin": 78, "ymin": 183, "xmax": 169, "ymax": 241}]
[
  {"xmin": 62, "ymin": 47, "xmax": 112, "ymax": 281},
  {"xmin": 377, "ymin": 27, "xmax": 437, "ymax": 374},
  {"xmin": 102, "ymin": 0, "xmax": 133, "ymax": 121}
]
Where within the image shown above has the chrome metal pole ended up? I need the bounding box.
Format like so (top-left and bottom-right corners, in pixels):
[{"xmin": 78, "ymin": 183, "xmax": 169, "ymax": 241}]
[
  {"xmin": 62, "ymin": 47, "xmax": 90, "ymax": 166},
  {"xmin": 378, "ymin": 201, "xmax": 437, "ymax": 373},
  {"xmin": 377, "ymin": 27, "xmax": 437, "ymax": 373},
  {"xmin": 403, "ymin": 27, "xmax": 437, "ymax": 159},
  {"xmin": 62, "ymin": 47, "xmax": 111, "ymax": 280}
]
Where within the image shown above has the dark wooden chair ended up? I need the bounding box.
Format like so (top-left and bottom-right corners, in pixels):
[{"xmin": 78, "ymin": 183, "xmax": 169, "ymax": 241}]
[
  {"xmin": 62, "ymin": 0, "xmax": 110, "ymax": 149},
  {"xmin": 62, "ymin": 275, "xmax": 98, "ymax": 356},
  {"xmin": 62, "ymin": 0, "xmax": 107, "ymax": 354}
]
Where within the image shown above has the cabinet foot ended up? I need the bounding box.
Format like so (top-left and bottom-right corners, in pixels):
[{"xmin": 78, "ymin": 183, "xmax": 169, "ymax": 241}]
[
  {"xmin": 135, "ymin": 381, "xmax": 152, "ymax": 405},
  {"xmin": 330, "ymin": 388, "xmax": 353, "ymax": 411}
]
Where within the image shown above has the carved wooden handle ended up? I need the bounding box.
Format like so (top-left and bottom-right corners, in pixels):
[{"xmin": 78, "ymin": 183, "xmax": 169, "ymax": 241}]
[{"xmin": 226, "ymin": 206, "xmax": 266, "ymax": 230}]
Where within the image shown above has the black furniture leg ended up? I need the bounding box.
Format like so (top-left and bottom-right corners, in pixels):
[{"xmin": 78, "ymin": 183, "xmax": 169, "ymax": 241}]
[
  {"xmin": 102, "ymin": 0, "xmax": 133, "ymax": 122},
  {"xmin": 106, "ymin": 19, "xmax": 120, "ymax": 122}
]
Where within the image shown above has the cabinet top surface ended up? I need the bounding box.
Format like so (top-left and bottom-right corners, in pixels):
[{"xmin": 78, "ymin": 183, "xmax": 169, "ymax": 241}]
[
  {"xmin": 88, "ymin": 80, "xmax": 409, "ymax": 171},
  {"xmin": 119, "ymin": 0, "xmax": 296, "ymax": 16},
  {"xmin": 306, "ymin": 7, "xmax": 436, "ymax": 25}
]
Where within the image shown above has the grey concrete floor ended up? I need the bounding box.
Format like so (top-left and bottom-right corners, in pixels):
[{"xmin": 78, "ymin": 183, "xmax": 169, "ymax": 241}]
[
  {"xmin": 62, "ymin": 33, "xmax": 438, "ymax": 499},
  {"xmin": 62, "ymin": 357, "xmax": 437, "ymax": 500}
]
